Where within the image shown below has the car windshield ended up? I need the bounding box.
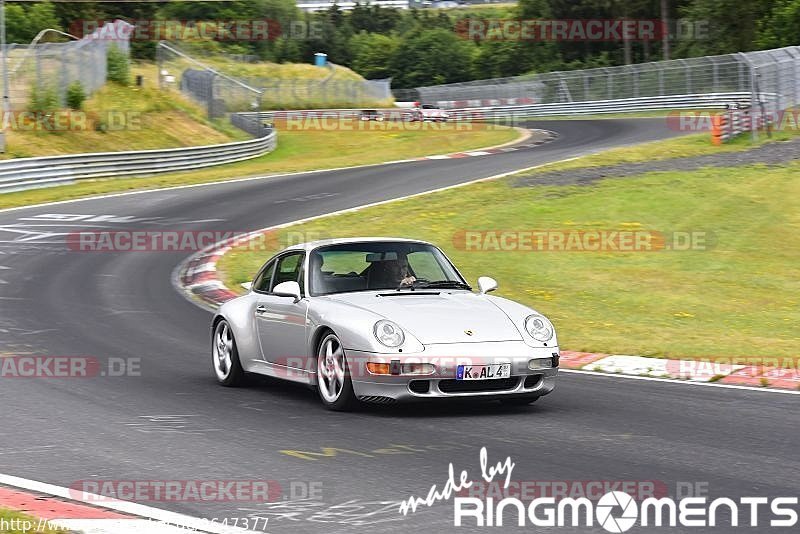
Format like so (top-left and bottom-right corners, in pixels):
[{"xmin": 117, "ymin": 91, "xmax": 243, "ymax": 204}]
[{"xmin": 309, "ymin": 241, "xmax": 465, "ymax": 296}]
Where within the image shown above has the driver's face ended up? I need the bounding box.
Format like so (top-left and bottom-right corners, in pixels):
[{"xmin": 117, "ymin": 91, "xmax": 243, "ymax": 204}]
[{"xmin": 396, "ymin": 258, "xmax": 410, "ymax": 277}]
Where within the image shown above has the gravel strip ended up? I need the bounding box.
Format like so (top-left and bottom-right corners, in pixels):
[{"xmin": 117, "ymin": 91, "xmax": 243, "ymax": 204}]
[{"xmin": 513, "ymin": 137, "xmax": 800, "ymax": 187}]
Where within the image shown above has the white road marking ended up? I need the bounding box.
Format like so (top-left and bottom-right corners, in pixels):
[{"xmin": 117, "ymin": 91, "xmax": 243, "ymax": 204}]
[
  {"xmin": 560, "ymin": 369, "xmax": 800, "ymax": 395},
  {"xmin": 0, "ymin": 473, "xmax": 258, "ymax": 534},
  {"xmin": 0, "ymin": 127, "xmax": 535, "ymax": 216}
]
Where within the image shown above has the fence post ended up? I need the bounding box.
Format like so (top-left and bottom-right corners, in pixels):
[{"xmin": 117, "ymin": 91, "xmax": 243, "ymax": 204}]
[
  {"xmin": 736, "ymin": 52, "xmax": 759, "ymax": 141},
  {"xmin": 60, "ymin": 47, "xmax": 68, "ymax": 107}
]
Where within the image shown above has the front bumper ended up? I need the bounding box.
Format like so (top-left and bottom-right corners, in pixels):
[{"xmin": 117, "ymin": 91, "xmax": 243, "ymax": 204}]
[{"xmin": 346, "ymin": 341, "xmax": 558, "ymax": 403}]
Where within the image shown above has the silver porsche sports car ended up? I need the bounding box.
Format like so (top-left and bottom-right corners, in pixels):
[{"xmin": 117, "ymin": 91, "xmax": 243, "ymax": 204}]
[{"xmin": 211, "ymin": 238, "xmax": 559, "ymax": 410}]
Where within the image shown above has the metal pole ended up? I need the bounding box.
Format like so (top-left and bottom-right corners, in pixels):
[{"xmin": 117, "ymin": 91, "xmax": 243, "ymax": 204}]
[
  {"xmin": 737, "ymin": 52, "xmax": 759, "ymax": 141},
  {"xmin": 0, "ymin": 0, "xmax": 9, "ymax": 152}
]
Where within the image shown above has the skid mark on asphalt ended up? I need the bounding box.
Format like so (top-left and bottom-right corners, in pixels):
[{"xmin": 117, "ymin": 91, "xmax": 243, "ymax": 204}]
[
  {"xmin": 120, "ymin": 415, "xmax": 224, "ymax": 435},
  {"xmin": 237, "ymin": 498, "xmax": 405, "ymax": 528},
  {"xmin": 272, "ymin": 193, "xmax": 339, "ymax": 205}
]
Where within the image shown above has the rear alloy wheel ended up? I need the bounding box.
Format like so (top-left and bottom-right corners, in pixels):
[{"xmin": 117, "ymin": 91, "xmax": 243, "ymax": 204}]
[
  {"xmin": 212, "ymin": 319, "xmax": 244, "ymax": 386},
  {"xmin": 316, "ymin": 332, "xmax": 357, "ymax": 411},
  {"xmin": 500, "ymin": 395, "xmax": 540, "ymax": 406}
]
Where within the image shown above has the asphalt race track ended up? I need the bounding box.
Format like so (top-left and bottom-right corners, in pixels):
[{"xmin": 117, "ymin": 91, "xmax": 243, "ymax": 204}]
[{"xmin": 1, "ymin": 119, "xmax": 797, "ymax": 533}]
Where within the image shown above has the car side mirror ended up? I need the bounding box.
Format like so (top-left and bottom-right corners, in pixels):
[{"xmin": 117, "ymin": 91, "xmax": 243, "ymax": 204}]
[
  {"xmin": 477, "ymin": 276, "xmax": 498, "ymax": 294},
  {"xmin": 241, "ymin": 281, "xmax": 253, "ymax": 291},
  {"xmin": 273, "ymin": 281, "xmax": 302, "ymax": 302}
]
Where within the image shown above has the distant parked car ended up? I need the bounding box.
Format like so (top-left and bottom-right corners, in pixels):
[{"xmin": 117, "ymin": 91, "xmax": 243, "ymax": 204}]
[
  {"xmin": 360, "ymin": 109, "xmax": 384, "ymax": 122},
  {"xmin": 406, "ymin": 104, "xmax": 450, "ymax": 122}
]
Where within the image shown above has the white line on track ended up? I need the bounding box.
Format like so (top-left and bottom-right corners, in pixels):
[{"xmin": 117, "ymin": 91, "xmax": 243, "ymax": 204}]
[
  {"xmin": 0, "ymin": 128, "xmax": 539, "ymax": 216},
  {"xmin": 560, "ymin": 369, "xmax": 800, "ymax": 395},
  {"xmin": 0, "ymin": 473, "xmax": 258, "ymax": 534}
]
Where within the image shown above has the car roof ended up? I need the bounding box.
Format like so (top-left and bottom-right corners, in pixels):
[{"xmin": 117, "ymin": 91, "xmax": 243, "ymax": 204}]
[{"xmin": 282, "ymin": 237, "xmax": 435, "ymax": 253}]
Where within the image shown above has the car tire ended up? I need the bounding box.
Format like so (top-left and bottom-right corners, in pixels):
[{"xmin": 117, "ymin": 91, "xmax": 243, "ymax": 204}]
[
  {"xmin": 212, "ymin": 319, "xmax": 245, "ymax": 387},
  {"xmin": 499, "ymin": 395, "xmax": 540, "ymax": 406},
  {"xmin": 316, "ymin": 331, "xmax": 358, "ymax": 411}
]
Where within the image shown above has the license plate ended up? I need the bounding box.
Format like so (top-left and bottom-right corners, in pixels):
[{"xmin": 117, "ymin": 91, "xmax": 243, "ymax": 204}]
[{"xmin": 456, "ymin": 363, "xmax": 511, "ymax": 380}]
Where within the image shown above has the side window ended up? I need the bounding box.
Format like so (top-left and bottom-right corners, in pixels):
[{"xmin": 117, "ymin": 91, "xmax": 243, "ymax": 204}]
[
  {"xmin": 271, "ymin": 253, "xmax": 304, "ymax": 291},
  {"xmin": 253, "ymin": 260, "xmax": 275, "ymax": 293}
]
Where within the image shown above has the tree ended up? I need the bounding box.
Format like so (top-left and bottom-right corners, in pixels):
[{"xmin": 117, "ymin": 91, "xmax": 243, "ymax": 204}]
[
  {"xmin": 6, "ymin": 1, "xmax": 61, "ymax": 43},
  {"xmin": 390, "ymin": 28, "xmax": 475, "ymax": 88},
  {"xmin": 757, "ymin": 0, "xmax": 800, "ymax": 48},
  {"xmin": 349, "ymin": 32, "xmax": 400, "ymax": 79},
  {"xmin": 676, "ymin": 0, "xmax": 778, "ymax": 57}
]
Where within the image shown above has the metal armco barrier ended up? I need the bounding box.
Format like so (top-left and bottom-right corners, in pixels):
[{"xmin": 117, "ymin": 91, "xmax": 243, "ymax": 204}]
[
  {"xmin": 0, "ymin": 126, "xmax": 277, "ymax": 193},
  {"xmin": 711, "ymin": 106, "xmax": 771, "ymax": 145},
  {"xmin": 445, "ymin": 92, "xmax": 763, "ymax": 120},
  {"xmin": 246, "ymin": 92, "xmax": 763, "ymax": 123}
]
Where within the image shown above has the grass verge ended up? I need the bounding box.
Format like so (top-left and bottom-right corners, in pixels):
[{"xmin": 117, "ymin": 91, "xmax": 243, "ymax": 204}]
[
  {"xmin": 0, "ymin": 123, "xmax": 520, "ymax": 209},
  {"xmin": 0, "ymin": 508, "xmax": 70, "ymax": 533},
  {"xmin": 217, "ymin": 133, "xmax": 800, "ymax": 359},
  {"xmin": 2, "ymin": 73, "xmax": 245, "ymax": 159}
]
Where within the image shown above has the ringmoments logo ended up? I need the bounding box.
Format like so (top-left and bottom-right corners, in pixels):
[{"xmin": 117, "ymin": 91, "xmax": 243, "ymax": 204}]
[{"xmin": 398, "ymin": 447, "xmax": 799, "ymax": 531}]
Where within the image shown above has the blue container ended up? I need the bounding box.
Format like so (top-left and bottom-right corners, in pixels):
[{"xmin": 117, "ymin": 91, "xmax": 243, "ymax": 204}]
[{"xmin": 314, "ymin": 53, "xmax": 327, "ymax": 67}]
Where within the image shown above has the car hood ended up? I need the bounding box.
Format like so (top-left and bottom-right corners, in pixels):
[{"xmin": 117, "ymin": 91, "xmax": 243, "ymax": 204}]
[{"xmin": 326, "ymin": 291, "xmax": 523, "ymax": 344}]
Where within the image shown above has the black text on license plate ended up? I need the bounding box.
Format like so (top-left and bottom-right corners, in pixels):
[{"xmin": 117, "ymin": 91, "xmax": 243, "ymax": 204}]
[{"xmin": 456, "ymin": 363, "xmax": 511, "ymax": 380}]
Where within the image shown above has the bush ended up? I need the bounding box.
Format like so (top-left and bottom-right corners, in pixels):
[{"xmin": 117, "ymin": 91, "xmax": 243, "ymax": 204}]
[
  {"xmin": 29, "ymin": 83, "xmax": 59, "ymax": 113},
  {"xmin": 107, "ymin": 44, "xmax": 130, "ymax": 85},
  {"xmin": 65, "ymin": 81, "xmax": 85, "ymax": 110}
]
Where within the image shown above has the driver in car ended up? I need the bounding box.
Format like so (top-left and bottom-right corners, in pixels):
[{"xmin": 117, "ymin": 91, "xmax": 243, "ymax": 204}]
[
  {"xmin": 369, "ymin": 255, "xmax": 416, "ymax": 288},
  {"xmin": 398, "ymin": 258, "xmax": 416, "ymax": 287}
]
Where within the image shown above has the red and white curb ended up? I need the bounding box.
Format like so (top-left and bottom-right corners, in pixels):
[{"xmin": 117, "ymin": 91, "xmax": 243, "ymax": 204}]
[
  {"xmin": 0, "ymin": 475, "xmax": 255, "ymax": 534},
  {"xmin": 559, "ymin": 351, "xmax": 799, "ymax": 391}
]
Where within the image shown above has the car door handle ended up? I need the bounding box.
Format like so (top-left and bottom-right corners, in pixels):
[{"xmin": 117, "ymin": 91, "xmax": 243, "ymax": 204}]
[{"xmin": 255, "ymin": 305, "xmax": 268, "ymax": 315}]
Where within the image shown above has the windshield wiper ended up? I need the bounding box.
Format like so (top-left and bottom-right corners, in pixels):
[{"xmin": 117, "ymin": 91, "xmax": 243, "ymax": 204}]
[{"xmin": 418, "ymin": 280, "xmax": 472, "ymax": 290}]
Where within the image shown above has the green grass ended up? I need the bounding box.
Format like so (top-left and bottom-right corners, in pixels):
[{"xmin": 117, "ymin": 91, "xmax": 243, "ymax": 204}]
[
  {"xmin": 217, "ymin": 135, "xmax": 800, "ymax": 360},
  {"xmin": 2, "ymin": 67, "xmax": 244, "ymax": 159},
  {"xmin": 0, "ymin": 508, "xmax": 69, "ymax": 533},
  {"xmin": 158, "ymin": 52, "xmax": 393, "ymax": 110},
  {"xmin": 521, "ymin": 127, "xmax": 800, "ymax": 171},
  {"xmin": 0, "ymin": 123, "xmax": 520, "ymax": 209}
]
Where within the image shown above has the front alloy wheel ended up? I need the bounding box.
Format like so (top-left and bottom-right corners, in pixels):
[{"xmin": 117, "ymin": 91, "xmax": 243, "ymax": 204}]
[
  {"xmin": 212, "ymin": 319, "xmax": 244, "ymax": 386},
  {"xmin": 316, "ymin": 332, "xmax": 357, "ymax": 411}
]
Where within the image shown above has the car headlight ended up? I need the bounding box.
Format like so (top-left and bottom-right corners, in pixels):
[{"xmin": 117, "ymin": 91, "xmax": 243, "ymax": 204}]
[
  {"xmin": 374, "ymin": 320, "xmax": 405, "ymax": 347},
  {"xmin": 524, "ymin": 315, "xmax": 554, "ymax": 342}
]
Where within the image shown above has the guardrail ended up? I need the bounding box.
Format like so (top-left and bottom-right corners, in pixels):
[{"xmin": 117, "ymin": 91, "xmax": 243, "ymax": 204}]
[
  {"xmin": 246, "ymin": 92, "xmax": 764, "ymax": 123},
  {"xmin": 0, "ymin": 125, "xmax": 276, "ymax": 194},
  {"xmin": 443, "ymin": 92, "xmax": 766, "ymax": 119}
]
